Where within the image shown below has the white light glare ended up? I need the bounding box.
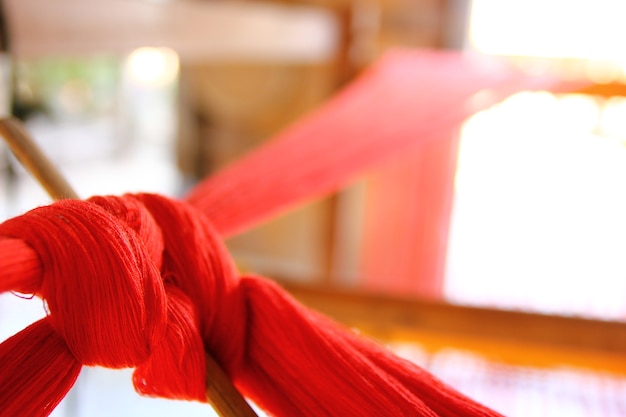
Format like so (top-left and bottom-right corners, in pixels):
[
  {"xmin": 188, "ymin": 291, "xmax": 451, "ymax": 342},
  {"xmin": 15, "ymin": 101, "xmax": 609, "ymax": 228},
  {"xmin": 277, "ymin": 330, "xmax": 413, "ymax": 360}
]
[{"xmin": 126, "ymin": 47, "xmax": 179, "ymax": 87}]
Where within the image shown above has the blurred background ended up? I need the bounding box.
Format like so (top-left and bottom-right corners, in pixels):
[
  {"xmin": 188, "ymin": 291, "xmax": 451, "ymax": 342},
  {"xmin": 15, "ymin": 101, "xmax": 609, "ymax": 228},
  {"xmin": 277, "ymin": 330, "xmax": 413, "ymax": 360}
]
[{"xmin": 2, "ymin": 0, "xmax": 626, "ymax": 415}]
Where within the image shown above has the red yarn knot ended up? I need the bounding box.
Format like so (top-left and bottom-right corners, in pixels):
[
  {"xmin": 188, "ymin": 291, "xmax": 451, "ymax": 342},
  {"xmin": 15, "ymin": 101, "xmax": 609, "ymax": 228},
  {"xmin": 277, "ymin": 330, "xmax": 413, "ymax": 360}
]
[
  {"xmin": 90, "ymin": 194, "xmax": 246, "ymax": 401},
  {"xmin": 0, "ymin": 193, "xmax": 246, "ymax": 403},
  {"xmin": 0, "ymin": 192, "xmax": 506, "ymax": 417},
  {"xmin": 0, "ymin": 197, "xmax": 168, "ymax": 369}
]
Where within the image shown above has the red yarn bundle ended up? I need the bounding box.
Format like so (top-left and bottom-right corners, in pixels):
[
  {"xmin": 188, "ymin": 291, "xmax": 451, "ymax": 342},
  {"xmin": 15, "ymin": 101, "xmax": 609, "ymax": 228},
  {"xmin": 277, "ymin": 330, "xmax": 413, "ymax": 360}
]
[
  {"xmin": 0, "ymin": 195, "xmax": 502, "ymax": 417},
  {"xmin": 0, "ymin": 50, "xmax": 581, "ymax": 416}
]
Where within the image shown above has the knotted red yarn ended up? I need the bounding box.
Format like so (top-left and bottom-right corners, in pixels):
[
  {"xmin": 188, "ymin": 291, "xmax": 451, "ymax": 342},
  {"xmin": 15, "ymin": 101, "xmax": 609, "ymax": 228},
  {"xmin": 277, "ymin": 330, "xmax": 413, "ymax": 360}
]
[
  {"xmin": 0, "ymin": 194, "xmax": 501, "ymax": 417},
  {"xmin": 0, "ymin": 50, "xmax": 585, "ymax": 416}
]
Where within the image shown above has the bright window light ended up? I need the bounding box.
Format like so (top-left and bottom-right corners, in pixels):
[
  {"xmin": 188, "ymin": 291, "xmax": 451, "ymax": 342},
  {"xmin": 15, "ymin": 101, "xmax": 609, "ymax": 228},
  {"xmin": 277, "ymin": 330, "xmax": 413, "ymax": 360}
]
[
  {"xmin": 470, "ymin": 0, "xmax": 626, "ymax": 61},
  {"xmin": 446, "ymin": 92, "xmax": 626, "ymax": 319},
  {"xmin": 126, "ymin": 47, "xmax": 179, "ymax": 87},
  {"xmin": 447, "ymin": 1, "xmax": 626, "ymax": 319}
]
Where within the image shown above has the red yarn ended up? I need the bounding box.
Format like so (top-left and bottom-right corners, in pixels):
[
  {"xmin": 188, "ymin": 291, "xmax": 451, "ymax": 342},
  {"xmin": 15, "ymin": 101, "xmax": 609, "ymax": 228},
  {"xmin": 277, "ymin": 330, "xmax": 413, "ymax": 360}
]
[
  {"xmin": 0, "ymin": 318, "xmax": 80, "ymax": 417},
  {"xmin": 0, "ymin": 237, "xmax": 41, "ymax": 295},
  {"xmin": 0, "ymin": 50, "xmax": 584, "ymax": 416},
  {"xmin": 0, "ymin": 195, "xmax": 501, "ymax": 417},
  {"xmin": 0, "ymin": 199, "xmax": 167, "ymax": 369}
]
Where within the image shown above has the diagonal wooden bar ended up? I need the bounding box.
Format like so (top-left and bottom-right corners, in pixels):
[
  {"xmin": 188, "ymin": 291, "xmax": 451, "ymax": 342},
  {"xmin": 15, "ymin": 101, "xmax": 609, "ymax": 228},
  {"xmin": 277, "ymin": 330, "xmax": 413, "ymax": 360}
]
[
  {"xmin": 0, "ymin": 116, "xmax": 258, "ymax": 417},
  {"xmin": 0, "ymin": 116, "xmax": 79, "ymax": 200}
]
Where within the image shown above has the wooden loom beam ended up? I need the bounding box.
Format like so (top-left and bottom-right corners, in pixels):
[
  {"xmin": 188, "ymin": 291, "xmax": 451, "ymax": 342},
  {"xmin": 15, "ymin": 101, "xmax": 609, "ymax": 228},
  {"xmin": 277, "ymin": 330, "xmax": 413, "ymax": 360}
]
[{"xmin": 283, "ymin": 281, "xmax": 626, "ymax": 375}]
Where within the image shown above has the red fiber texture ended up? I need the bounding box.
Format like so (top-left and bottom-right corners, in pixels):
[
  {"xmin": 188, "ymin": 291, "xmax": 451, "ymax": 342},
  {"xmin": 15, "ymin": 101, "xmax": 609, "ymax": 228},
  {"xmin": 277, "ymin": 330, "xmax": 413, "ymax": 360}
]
[
  {"xmin": 0, "ymin": 195, "xmax": 501, "ymax": 417},
  {"xmin": 0, "ymin": 50, "xmax": 583, "ymax": 416}
]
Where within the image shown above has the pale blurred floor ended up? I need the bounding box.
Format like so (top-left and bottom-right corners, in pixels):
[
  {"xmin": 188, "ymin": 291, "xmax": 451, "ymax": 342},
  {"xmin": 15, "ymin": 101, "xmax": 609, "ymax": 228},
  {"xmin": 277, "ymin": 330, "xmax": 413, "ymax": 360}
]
[{"xmin": 394, "ymin": 343, "xmax": 626, "ymax": 417}]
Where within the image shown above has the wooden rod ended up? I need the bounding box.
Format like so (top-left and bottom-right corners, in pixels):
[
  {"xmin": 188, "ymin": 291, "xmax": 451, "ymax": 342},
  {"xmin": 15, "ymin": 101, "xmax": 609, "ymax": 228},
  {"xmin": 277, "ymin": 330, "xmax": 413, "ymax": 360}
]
[
  {"xmin": 205, "ymin": 352, "xmax": 258, "ymax": 417},
  {"xmin": 0, "ymin": 116, "xmax": 79, "ymax": 200},
  {"xmin": 282, "ymin": 281, "xmax": 626, "ymax": 374},
  {"xmin": 0, "ymin": 115, "xmax": 257, "ymax": 417}
]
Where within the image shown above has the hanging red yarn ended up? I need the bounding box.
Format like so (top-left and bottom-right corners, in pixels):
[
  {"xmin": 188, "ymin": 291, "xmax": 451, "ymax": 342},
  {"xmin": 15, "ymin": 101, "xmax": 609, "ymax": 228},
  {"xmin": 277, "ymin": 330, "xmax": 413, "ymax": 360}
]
[
  {"xmin": 186, "ymin": 50, "xmax": 579, "ymax": 237},
  {"xmin": 0, "ymin": 50, "xmax": 584, "ymax": 416}
]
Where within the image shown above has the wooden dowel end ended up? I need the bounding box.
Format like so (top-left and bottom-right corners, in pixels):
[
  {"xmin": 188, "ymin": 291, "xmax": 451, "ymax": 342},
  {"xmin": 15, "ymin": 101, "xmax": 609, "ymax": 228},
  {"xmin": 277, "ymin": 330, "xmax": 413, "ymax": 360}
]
[
  {"xmin": 0, "ymin": 116, "xmax": 79, "ymax": 200},
  {"xmin": 205, "ymin": 352, "xmax": 258, "ymax": 417}
]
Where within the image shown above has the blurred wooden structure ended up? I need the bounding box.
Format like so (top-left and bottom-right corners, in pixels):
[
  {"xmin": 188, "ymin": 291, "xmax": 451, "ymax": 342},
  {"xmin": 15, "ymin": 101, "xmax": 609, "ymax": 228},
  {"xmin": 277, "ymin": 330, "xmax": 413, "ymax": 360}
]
[
  {"xmin": 4, "ymin": 0, "xmax": 337, "ymax": 61},
  {"xmin": 4, "ymin": 0, "xmax": 461, "ymax": 290},
  {"xmin": 175, "ymin": 0, "xmax": 458, "ymax": 288},
  {"xmin": 284, "ymin": 282, "xmax": 626, "ymax": 376}
]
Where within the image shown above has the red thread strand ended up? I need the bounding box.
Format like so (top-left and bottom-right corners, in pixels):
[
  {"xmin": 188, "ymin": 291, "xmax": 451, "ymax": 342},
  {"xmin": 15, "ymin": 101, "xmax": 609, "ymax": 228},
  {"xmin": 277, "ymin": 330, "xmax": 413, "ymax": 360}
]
[
  {"xmin": 0, "ymin": 318, "xmax": 81, "ymax": 417},
  {"xmin": 0, "ymin": 237, "xmax": 41, "ymax": 295},
  {"xmin": 186, "ymin": 50, "xmax": 581, "ymax": 238}
]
